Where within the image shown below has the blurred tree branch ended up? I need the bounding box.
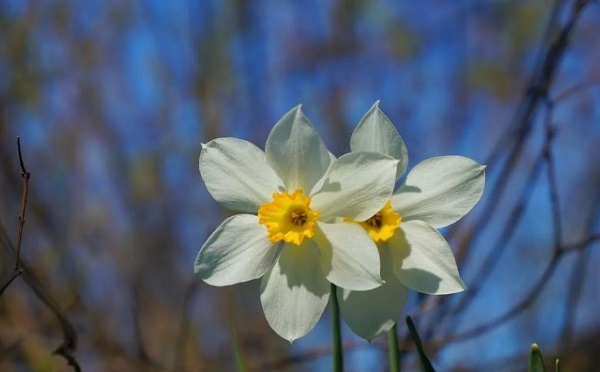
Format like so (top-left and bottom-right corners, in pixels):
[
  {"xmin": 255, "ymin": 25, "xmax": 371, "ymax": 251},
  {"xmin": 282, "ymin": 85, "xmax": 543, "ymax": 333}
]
[{"xmin": 426, "ymin": 0, "xmax": 594, "ymax": 338}]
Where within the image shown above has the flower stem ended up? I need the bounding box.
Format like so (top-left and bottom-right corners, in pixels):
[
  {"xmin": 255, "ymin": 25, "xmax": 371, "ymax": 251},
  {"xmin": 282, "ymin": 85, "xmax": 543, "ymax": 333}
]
[
  {"xmin": 388, "ymin": 324, "xmax": 400, "ymax": 372},
  {"xmin": 330, "ymin": 284, "xmax": 344, "ymax": 372}
]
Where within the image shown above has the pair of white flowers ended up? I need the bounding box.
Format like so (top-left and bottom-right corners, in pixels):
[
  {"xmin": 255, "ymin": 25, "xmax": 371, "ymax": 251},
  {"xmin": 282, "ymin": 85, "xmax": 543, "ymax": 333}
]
[{"xmin": 195, "ymin": 102, "xmax": 485, "ymax": 341}]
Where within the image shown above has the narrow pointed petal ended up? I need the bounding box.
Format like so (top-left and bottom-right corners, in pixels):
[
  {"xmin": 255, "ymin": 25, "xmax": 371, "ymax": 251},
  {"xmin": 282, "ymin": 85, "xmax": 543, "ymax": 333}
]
[
  {"xmin": 311, "ymin": 151, "xmax": 398, "ymax": 221},
  {"xmin": 199, "ymin": 138, "xmax": 284, "ymax": 213},
  {"xmin": 194, "ymin": 215, "xmax": 280, "ymax": 286},
  {"xmin": 265, "ymin": 106, "xmax": 333, "ymax": 194},
  {"xmin": 338, "ymin": 245, "xmax": 408, "ymax": 340},
  {"xmin": 260, "ymin": 241, "xmax": 330, "ymax": 342},
  {"xmin": 389, "ymin": 220, "xmax": 465, "ymax": 294},
  {"xmin": 392, "ymin": 156, "xmax": 486, "ymax": 228},
  {"xmin": 315, "ymin": 222, "xmax": 383, "ymax": 291},
  {"xmin": 351, "ymin": 101, "xmax": 408, "ymax": 180}
]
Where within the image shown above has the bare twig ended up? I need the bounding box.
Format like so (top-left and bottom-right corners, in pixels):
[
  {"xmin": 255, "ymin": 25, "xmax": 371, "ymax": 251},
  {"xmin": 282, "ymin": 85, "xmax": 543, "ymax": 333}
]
[
  {"xmin": 0, "ymin": 138, "xmax": 80, "ymax": 371},
  {"xmin": 0, "ymin": 137, "xmax": 30, "ymax": 297},
  {"xmin": 0, "ymin": 266, "xmax": 21, "ymax": 296},
  {"xmin": 15, "ymin": 137, "xmax": 29, "ymax": 270},
  {"xmin": 0, "ymin": 223, "xmax": 81, "ymax": 371}
]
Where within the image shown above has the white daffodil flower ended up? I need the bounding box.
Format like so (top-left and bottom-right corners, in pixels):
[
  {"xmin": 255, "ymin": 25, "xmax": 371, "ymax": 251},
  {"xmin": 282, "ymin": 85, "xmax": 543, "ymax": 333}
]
[
  {"xmin": 195, "ymin": 105, "xmax": 398, "ymax": 342},
  {"xmin": 339, "ymin": 101, "xmax": 486, "ymax": 341}
]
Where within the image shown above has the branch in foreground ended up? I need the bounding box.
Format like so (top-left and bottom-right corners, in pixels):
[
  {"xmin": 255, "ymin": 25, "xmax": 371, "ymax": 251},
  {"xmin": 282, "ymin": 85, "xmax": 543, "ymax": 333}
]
[
  {"xmin": 0, "ymin": 137, "xmax": 29, "ymax": 297},
  {"xmin": 0, "ymin": 138, "xmax": 80, "ymax": 371},
  {"xmin": 0, "ymin": 221, "xmax": 81, "ymax": 371}
]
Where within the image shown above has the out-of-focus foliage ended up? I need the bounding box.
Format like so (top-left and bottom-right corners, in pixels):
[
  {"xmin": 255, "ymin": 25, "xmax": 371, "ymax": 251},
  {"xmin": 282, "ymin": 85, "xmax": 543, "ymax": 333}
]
[{"xmin": 0, "ymin": 1, "xmax": 599, "ymax": 371}]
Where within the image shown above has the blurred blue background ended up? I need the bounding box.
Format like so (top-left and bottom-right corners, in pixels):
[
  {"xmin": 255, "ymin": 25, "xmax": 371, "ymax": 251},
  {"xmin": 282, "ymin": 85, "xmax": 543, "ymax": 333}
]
[{"xmin": 1, "ymin": 0, "xmax": 599, "ymax": 370}]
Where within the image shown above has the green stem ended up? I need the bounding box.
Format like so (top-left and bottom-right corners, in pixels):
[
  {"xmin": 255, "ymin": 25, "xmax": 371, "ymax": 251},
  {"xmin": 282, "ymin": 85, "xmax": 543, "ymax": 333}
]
[
  {"xmin": 388, "ymin": 324, "xmax": 400, "ymax": 372},
  {"xmin": 330, "ymin": 284, "xmax": 344, "ymax": 372}
]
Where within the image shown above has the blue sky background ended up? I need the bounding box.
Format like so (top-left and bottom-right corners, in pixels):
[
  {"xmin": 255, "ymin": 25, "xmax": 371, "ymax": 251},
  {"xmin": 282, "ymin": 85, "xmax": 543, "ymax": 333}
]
[{"xmin": 0, "ymin": 0, "xmax": 599, "ymax": 370}]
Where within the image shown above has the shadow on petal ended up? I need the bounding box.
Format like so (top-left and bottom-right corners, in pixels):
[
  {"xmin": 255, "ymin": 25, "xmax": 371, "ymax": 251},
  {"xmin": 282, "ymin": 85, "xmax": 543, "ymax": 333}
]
[
  {"xmin": 395, "ymin": 267, "xmax": 442, "ymax": 294},
  {"xmin": 312, "ymin": 177, "xmax": 341, "ymax": 195},
  {"xmin": 338, "ymin": 245, "xmax": 409, "ymax": 340},
  {"xmin": 311, "ymin": 226, "xmax": 332, "ymax": 276},
  {"xmin": 387, "ymin": 225, "xmax": 448, "ymax": 294},
  {"xmin": 259, "ymin": 240, "xmax": 330, "ymax": 341},
  {"xmin": 395, "ymin": 185, "xmax": 422, "ymax": 194},
  {"xmin": 277, "ymin": 240, "xmax": 330, "ymax": 297},
  {"xmin": 387, "ymin": 228, "xmax": 411, "ymax": 266}
]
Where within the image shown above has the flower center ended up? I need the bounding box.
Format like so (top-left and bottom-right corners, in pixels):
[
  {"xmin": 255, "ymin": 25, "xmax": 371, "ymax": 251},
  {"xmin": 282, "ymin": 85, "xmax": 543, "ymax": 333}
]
[
  {"xmin": 290, "ymin": 210, "xmax": 307, "ymax": 225},
  {"xmin": 357, "ymin": 201, "xmax": 401, "ymax": 243},
  {"xmin": 258, "ymin": 189, "xmax": 319, "ymax": 246},
  {"xmin": 366, "ymin": 211, "xmax": 384, "ymax": 228}
]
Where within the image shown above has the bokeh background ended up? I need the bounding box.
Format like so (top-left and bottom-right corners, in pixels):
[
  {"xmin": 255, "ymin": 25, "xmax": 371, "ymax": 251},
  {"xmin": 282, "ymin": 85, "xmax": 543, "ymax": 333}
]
[{"xmin": 1, "ymin": 0, "xmax": 600, "ymax": 371}]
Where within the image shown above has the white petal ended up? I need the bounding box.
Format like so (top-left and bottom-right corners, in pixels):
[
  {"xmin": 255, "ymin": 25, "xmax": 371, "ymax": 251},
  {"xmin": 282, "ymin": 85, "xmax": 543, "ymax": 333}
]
[
  {"xmin": 310, "ymin": 151, "xmax": 338, "ymax": 193},
  {"xmin": 389, "ymin": 220, "xmax": 465, "ymax": 294},
  {"xmin": 260, "ymin": 240, "xmax": 330, "ymax": 342},
  {"xmin": 265, "ymin": 106, "xmax": 333, "ymax": 194},
  {"xmin": 351, "ymin": 101, "xmax": 408, "ymax": 180},
  {"xmin": 199, "ymin": 138, "xmax": 284, "ymax": 213},
  {"xmin": 311, "ymin": 151, "xmax": 398, "ymax": 221},
  {"xmin": 194, "ymin": 214, "xmax": 280, "ymax": 286},
  {"xmin": 338, "ymin": 245, "xmax": 408, "ymax": 341},
  {"xmin": 315, "ymin": 222, "xmax": 383, "ymax": 291},
  {"xmin": 392, "ymin": 156, "xmax": 485, "ymax": 228}
]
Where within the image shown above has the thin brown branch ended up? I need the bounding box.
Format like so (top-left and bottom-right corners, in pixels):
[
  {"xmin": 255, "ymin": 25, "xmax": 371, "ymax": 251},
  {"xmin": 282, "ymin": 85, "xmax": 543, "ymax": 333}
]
[
  {"xmin": 0, "ymin": 137, "xmax": 30, "ymax": 297},
  {"xmin": 0, "ymin": 222, "xmax": 82, "ymax": 371},
  {"xmin": 53, "ymin": 344, "xmax": 82, "ymax": 372},
  {"xmin": 0, "ymin": 141, "xmax": 80, "ymax": 371},
  {"xmin": 14, "ymin": 136, "xmax": 30, "ymax": 271},
  {"xmin": 0, "ymin": 270, "xmax": 22, "ymax": 296}
]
